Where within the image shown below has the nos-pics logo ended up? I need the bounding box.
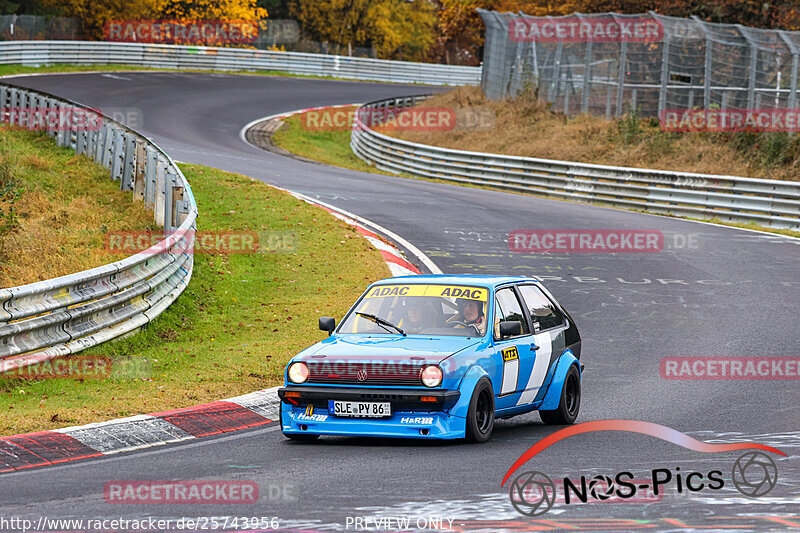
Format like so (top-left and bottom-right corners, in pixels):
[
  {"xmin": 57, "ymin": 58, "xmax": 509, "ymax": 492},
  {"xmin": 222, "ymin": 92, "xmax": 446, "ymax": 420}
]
[{"xmin": 502, "ymin": 420, "xmax": 783, "ymax": 516}]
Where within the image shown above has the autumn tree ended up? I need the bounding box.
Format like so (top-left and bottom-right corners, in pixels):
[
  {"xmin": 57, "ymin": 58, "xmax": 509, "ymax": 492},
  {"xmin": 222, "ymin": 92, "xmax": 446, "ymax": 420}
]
[
  {"xmin": 289, "ymin": 0, "xmax": 436, "ymax": 60},
  {"xmin": 40, "ymin": 0, "xmax": 266, "ymax": 40},
  {"xmin": 428, "ymin": 0, "xmax": 487, "ymax": 65}
]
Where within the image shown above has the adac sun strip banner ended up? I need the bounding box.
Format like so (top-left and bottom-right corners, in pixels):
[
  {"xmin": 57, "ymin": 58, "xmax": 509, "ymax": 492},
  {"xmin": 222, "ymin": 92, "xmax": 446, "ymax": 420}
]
[{"xmin": 364, "ymin": 285, "xmax": 488, "ymax": 301}]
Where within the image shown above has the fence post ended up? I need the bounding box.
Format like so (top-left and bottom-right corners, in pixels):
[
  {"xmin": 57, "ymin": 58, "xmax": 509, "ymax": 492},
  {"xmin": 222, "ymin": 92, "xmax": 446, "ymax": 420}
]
[
  {"xmin": 581, "ymin": 40, "xmax": 593, "ymax": 114},
  {"xmin": 735, "ymin": 24, "xmax": 758, "ymax": 110},
  {"xmin": 778, "ymin": 31, "xmax": 799, "ymax": 110},
  {"xmin": 548, "ymin": 39, "xmax": 563, "ymax": 103},
  {"xmin": 689, "ymin": 17, "xmax": 712, "ymax": 110},
  {"xmin": 655, "ymin": 12, "xmax": 670, "ymax": 116},
  {"xmin": 615, "ymin": 40, "xmax": 627, "ymax": 117}
]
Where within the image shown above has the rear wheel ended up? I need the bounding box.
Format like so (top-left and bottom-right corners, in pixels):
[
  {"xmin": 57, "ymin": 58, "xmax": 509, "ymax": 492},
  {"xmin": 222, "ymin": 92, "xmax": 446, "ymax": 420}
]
[
  {"xmin": 465, "ymin": 378, "xmax": 495, "ymax": 443},
  {"xmin": 280, "ymin": 407, "xmax": 320, "ymax": 441},
  {"xmin": 540, "ymin": 365, "xmax": 580, "ymax": 425}
]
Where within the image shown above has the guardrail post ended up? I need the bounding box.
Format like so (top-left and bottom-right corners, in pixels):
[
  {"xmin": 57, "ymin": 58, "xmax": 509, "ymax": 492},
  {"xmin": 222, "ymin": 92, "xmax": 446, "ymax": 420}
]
[
  {"xmin": 164, "ymin": 168, "xmax": 175, "ymax": 234},
  {"xmin": 56, "ymin": 102, "xmax": 70, "ymax": 147},
  {"xmin": 133, "ymin": 138, "xmax": 147, "ymax": 201},
  {"xmin": 103, "ymin": 125, "xmax": 115, "ymax": 168},
  {"xmin": 76, "ymin": 121, "xmax": 88, "ymax": 155},
  {"xmin": 93, "ymin": 123, "xmax": 106, "ymax": 164},
  {"xmin": 110, "ymin": 129, "xmax": 124, "ymax": 181},
  {"xmin": 172, "ymin": 180, "xmax": 188, "ymax": 230},
  {"xmin": 154, "ymin": 155, "xmax": 167, "ymax": 226},
  {"xmin": 121, "ymin": 133, "xmax": 136, "ymax": 191},
  {"xmin": 8, "ymin": 88, "xmax": 19, "ymax": 125},
  {"xmin": 144, "ymin": 146, "xmax": 158, "ymax": 208}
]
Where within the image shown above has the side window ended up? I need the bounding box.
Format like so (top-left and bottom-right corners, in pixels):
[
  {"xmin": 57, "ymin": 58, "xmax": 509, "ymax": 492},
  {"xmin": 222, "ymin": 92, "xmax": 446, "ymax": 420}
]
[
  {"xmin": 494, "ymin": 288, "xmax": 530, "ymax": 339},
  {"xmin": 518, "ymin": 285, "xmax": 566, "ymax": 332}
]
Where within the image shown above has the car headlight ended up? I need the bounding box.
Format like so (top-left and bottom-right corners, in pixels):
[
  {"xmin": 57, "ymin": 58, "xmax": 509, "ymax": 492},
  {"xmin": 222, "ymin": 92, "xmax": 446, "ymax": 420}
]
[
  {"xmin": 421, "ymin": 365, "xmax": 443, "ymax": 387},
  {"xmin": 288, "ymin": 362, "xmax": 309, "ymax": 384}
]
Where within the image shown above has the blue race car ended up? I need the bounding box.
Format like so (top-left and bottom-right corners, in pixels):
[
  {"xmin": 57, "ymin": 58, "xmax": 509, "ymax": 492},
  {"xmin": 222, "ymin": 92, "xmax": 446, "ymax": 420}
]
[{"xmin": 278, "ymin": 275, "xmax": 582, "ymax": 442}]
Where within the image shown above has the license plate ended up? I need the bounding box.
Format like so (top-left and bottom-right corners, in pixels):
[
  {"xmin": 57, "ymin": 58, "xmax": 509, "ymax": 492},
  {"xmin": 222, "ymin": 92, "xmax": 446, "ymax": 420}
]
[{"xmin": 328, "ymin": 400, "xmax": 391, "ymax": 418}]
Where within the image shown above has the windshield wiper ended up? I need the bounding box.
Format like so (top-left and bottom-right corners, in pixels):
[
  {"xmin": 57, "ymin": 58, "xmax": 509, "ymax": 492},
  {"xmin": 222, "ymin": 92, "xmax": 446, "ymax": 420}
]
[{"xmin": 355, "ymin": 312, "xmax": 406, "ymax": 336}]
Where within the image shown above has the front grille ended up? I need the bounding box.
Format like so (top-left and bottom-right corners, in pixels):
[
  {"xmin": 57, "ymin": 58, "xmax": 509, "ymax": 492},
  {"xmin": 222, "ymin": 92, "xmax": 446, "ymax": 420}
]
[{"xmin": 306, "ymin": 360, "xmax": 424, "ymax": 386}]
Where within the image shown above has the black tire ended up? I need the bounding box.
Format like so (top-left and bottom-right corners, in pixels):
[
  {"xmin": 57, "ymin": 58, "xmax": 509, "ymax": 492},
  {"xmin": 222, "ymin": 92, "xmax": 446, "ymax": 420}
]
[
  {"xmin": 465, "ymin": 377, "xmax": 495, "ymax": 443},
  {"xmin": 540, "ymin": 364, "xmax": 581, "ymax": 425},
  {"xmin": 280, "ymin": 408, "xmax": 320, "ymax": 441}
]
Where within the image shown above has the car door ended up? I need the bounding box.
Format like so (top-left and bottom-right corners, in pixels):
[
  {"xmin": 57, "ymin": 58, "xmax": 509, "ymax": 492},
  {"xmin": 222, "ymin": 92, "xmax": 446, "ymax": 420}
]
[
  {"xmin": 514, "ymin": 284, "xmax": 569, "ymax": 406},
  {"xmin": 492, "ymin": 286, "xmax": 537, "ymax": 409}
]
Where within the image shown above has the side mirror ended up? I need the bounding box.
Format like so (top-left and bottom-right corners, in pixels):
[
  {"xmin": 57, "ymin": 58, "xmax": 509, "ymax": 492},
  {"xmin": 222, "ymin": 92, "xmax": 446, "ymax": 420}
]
[
  {"xmin": 499, "ymin": 320, "xmax": 522, "ymax": 338},
  {"xmin": 319, "ymin": 316, "xmax": 336, "ymax": 336}
]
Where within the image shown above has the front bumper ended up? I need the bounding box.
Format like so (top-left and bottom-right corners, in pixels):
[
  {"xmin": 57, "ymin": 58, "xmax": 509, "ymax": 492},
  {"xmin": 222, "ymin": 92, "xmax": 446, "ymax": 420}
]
[{"xmin": 278, "ymin": 386, "xmax": 464, "ymax": 439}]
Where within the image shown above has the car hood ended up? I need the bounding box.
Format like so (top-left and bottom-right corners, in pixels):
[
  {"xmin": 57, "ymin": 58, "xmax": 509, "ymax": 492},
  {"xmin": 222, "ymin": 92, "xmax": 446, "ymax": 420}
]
[{"xmin": 297, "ymin": 335, "xmax": 481, "ymax": 364}]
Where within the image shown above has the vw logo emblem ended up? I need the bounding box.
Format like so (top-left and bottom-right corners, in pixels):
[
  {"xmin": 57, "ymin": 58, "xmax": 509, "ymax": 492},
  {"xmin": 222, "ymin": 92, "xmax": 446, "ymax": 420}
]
[{"xmin": 356, "ymin": 369, "xmax": 368, "ymax": 381}]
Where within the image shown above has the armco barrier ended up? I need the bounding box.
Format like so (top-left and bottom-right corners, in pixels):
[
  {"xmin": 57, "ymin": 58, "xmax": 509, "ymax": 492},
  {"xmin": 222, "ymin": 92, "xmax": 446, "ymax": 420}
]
[
  {"xmin": 0, "ymin": 82, "xmax": 197, "ymax": 371},
  {"xmin": 0, "ymin": 41, "xmax": 481, "ymax": 86},
  {"xmin": 351, "ymin": 96, "xmax": 800, "ymax": 230}
]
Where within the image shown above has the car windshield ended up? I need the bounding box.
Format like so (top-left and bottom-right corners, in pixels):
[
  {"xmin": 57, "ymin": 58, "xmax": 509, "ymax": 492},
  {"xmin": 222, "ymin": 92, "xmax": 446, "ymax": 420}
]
[{"xmin": 338, "ymin": 284, "xmax": 489, "ymax": 337}]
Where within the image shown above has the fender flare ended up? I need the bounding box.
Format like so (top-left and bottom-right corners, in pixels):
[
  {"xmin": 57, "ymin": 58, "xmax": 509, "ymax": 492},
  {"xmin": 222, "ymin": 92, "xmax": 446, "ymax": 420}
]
[
  {"xmin": 538, "ymin": 350, "xmax": 581, "ymax": 411},
  {"xmin": 449, "ymin": 364, "xmax": 492, "ymax": 420}
]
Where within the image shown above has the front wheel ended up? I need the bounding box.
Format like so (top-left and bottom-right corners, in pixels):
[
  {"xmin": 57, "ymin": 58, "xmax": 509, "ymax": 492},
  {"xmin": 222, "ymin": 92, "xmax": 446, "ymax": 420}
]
[
  {"xmin": 539, "ymin": 364, "xmax": 581, "ymax": 425},
  {"xmin": 465, "ymin": 378, "xmax": 495, "ymax": 443}
]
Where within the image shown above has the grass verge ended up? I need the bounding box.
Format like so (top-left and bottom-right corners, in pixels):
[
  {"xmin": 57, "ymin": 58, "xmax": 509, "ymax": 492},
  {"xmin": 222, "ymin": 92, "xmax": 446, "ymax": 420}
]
[
  {"xmin": 0, "ymin": 162, "xmax": 390, "ymax": 435},
  {"xmin": 0, "ymin": 125, "xmax": 157, "ymax": 286},
  {"xmin": 271, "ymin": 107, "xmax": 393, "ymax": 174}
]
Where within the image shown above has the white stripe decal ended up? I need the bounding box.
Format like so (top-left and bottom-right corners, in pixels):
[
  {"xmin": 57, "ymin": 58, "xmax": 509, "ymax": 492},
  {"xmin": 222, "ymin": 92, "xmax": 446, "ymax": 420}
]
[{"xmin": 517, "ymin": 332, "xmax": 552, "ymax": 405}]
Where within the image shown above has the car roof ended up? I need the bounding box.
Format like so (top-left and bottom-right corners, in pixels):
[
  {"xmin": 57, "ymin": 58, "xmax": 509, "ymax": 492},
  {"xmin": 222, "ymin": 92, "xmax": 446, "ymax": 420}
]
[{"xmin": 370, "ymin": 274, "xmax": 540, "ymax": 289}]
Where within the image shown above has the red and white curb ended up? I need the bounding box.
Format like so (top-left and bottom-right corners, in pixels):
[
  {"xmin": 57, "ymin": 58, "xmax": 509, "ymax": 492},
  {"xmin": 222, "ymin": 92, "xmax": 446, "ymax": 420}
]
[
  {"xmin": 0, "ymin": 389, "xmax": 280, "ymax": 472},
  {"xmin": 0, "ymin": 182, "xmax": 438, "ymax": 473}
]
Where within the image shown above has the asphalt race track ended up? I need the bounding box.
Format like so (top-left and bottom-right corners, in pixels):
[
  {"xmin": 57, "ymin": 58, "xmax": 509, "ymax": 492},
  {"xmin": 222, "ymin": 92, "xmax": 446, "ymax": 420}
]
[{"xmin": 1, "ymin": 72, "xmax": 799, "ymax": 531}]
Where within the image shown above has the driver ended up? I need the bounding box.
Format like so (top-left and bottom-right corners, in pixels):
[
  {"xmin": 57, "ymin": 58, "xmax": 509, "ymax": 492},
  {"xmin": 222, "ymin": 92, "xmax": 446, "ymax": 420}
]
[
  {"xmin": 399, "ymin": 298, "xmax": 427, "ymax": 333},
  {"xmin": 454, "ymin": 298, "xmax": 486, "ymax": 335}
]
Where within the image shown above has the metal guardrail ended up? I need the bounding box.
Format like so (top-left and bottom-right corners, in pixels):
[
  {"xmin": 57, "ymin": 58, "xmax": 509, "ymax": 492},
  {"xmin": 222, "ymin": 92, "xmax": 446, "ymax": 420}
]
[
  {"xmin": 0, "ymin": 82, "xmax": 198, "ymax": 371},
  {"xmin": 351, "ymin": 95, "xmax": 800, "ymax": 230},
  {"xmin": 0, "ymin": 41, "xmax": 481, "ymax": 86}
]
